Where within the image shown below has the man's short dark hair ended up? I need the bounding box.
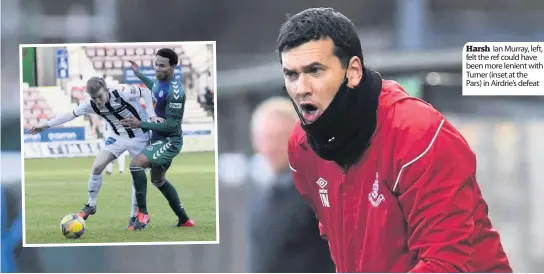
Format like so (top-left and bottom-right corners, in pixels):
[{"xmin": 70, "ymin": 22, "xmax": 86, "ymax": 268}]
[
  {"xmin": 156, "ymin": 48, "xmax": 178, "ymax": 67},
  {"xmin": 277, "ymin": 7, "xmax": 363, "ymax": 67}
]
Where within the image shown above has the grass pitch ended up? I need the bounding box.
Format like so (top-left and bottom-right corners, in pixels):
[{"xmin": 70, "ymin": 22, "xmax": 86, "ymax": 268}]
[{"xmin": 23, "ymin": 151, "xmax": 217, "ymax": 245}]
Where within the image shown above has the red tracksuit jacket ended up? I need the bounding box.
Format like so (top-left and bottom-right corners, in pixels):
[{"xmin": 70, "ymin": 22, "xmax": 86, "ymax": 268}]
[{"xmin": 288, "ymin": 80, "xmax": 512, "ymax": 273}]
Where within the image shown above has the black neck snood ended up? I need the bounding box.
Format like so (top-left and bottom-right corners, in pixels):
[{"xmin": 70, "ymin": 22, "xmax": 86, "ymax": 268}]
[{"xmin": 289, "ymin": 67, "xmax": 382, "ymax": 168}]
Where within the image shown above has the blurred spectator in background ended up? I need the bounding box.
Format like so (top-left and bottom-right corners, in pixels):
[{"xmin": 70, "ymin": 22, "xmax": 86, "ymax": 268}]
[
  {"xmin": 37, "ymin": 112, "xmax": 48, "ymax": 120},
  {"xmin": 205, "ymin": 87, "xmax": 214, "ymax": 106},
  {"xmin": 246, "ymin": 97, "xmax": 335, "ymax": 273},
  {"xmin": 203, "ymin": 87, "xmax": 215, "ymax": 119}
]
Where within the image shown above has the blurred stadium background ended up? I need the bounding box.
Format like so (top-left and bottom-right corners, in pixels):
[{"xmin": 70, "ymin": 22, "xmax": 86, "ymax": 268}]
[{"xmin": 2, "ymin": 0, "xmax": 544, "ymax": 272}]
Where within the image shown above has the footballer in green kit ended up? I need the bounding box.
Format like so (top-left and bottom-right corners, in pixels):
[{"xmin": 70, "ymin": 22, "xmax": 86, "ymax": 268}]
[{"xmin": 121, "ymin": 48, "xmax": 195, "ymax": 230}]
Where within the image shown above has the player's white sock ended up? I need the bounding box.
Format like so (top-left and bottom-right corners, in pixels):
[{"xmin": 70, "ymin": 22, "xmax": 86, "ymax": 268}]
[
  {"xmin": 118, "ymin": 154, "xmax": 125, "ymax": 173},
  {"xmin": 106, "ymin": 162, "xmax": 113, "ymax": 174},
  {"xmin": 87, "ymin": 173, "xmax": 103, "ymax": 206},
  {"xmin": 130, "ymin": 183, "xmax": 138, "ymax": 217}
]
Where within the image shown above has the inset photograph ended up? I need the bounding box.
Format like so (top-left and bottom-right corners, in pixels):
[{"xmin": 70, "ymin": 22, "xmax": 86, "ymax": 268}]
[{"xmin": 21, "ymin": 42, "xmax": 218, "ymax": 246}]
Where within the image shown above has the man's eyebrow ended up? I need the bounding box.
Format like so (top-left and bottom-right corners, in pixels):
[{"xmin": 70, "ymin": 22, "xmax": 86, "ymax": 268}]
[
  {"xmin": 283, "ymin": 62, "xmax": 326, "ymax": 74},
  {"xmin": 282, "ymin": 67, "xmax": 295, "ymax": 74}
]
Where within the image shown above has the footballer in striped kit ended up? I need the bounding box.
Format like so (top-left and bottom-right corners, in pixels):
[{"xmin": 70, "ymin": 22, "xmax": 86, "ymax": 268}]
[{"xmin": 29, "ymin": 77, "xmax": 161, "ymax": 228}]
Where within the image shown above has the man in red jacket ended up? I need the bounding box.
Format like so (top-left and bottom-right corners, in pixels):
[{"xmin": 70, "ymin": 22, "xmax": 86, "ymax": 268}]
[{"xmin": 279, "ymin": 7, "xmax": 512, "ymax": 273}]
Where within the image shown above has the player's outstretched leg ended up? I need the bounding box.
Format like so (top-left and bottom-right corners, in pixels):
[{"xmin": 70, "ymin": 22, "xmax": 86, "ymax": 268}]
[
  {"xmin": 118, "ymin": 151, "xmax": 126, "ymax": 174},
  {"xmin": 150, "ymin": 166, "xmax": 195, "ymax": 227},
  {"xmin": 127, "ymin": 183, "xmax": 138, "ymax": 229},
  {"xmin": 78, "ymin": 150, "xmax": 117, "ymax": 220},
  {"xmin": 127, "ymin": 154, "xmax": 151, "ymax": 230}
]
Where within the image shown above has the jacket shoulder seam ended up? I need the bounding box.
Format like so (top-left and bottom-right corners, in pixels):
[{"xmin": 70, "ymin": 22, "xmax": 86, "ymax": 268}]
[{"xmin": 392, "ymin": 118, "xmax": 445, "ymax": 192}]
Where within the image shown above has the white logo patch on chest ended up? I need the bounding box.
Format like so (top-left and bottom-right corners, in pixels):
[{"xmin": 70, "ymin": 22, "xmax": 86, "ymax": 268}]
[
  {"xmin": 316, "ymin": 177, "xmax": 330, "ymax": 208},
  {"xmin": 368, "ymin": 172, "xmax": 385, "ymax": 207}
]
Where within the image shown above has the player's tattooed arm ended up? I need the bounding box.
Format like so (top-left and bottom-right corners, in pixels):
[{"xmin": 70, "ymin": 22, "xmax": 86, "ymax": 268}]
[{"xmin": 127, "ymin": 60, "xmax": 154, "ymax": 90}]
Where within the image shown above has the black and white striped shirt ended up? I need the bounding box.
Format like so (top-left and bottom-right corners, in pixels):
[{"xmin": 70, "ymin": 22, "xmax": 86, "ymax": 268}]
[{"xmin": 73, "ymin": 85, "xmax": 150, "ymax": 139}]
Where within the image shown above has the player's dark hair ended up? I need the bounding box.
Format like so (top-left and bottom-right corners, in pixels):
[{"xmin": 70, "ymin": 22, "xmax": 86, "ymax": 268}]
[
  {"xmin": 86, "ymin": 77, "xmax": 107, "ymax": 95},
  {"xmin": 156, "ymin": 48, "xmax": 178, "ymax": 67},
  {"xmin": 277, "ymin": 7, "xmax": 363, "ymax": 67}
]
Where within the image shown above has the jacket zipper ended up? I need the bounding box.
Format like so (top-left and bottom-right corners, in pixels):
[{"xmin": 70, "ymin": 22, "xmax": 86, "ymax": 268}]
[{"xmin": 340, "ymin": 164, "xmax": 347, "ymax": 271}]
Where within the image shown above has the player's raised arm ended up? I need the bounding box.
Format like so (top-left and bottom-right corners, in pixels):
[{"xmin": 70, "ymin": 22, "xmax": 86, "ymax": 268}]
[
  {"xmin": 28, "ymin": 100, "xmax": 93, "ymax": 134},
  {"xmin": 27, "ymin": 112, "xmax": 75, "ymax": 134},
  {"xmin": 127, "ymin": 61, "xmax": 155, "ymax": 90},
  {"xmin": 139, "ymin": 89, "xmax": 184, "ymax": 133}
]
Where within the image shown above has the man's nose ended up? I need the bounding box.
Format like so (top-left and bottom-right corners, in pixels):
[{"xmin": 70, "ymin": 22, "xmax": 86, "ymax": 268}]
[{"xmin": 294, "ymin": 74, "xmax": 312, "ymax": 97}]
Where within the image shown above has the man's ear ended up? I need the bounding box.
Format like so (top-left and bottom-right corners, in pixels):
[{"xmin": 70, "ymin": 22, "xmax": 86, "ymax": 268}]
[{"xmin": 346, "ymin": 56, "xmax": 363, "ymax": 88}]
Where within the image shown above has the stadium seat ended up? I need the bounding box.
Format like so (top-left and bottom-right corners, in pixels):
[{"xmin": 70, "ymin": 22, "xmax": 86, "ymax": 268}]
[
  {"xmin": 114, "ymin": 60, "xmax": 123, "ymax": 68},
  {"xmin": 126, "ymin": 48, "xmax": 135, "ymax": 56},
  {"xmin": 22, "ymin": 87, "xmax": 64, "ymax": 127},
  {"xmin": 106, "ymin": 48, "xmax": 115, "ymax": 56},
  {"xmin": 86, "ymin": 48, "xmax": 96, "ymax": 56},
  {"xmin": 84, "ymin": 45, "xmax": 188, "ymax": 73},
  {"xmin": 94, "ymin": 61, "xmax": 104, "ymax": 69},
  {"xmin": 96, "ymin": 48, "xmax": 105, "ymax": 56},
  {"xmin": 28, "ymin": 118, "xmax": 38, "ymax": 126},
  {"xmin": 142, "ymin": 59, "xmax": 152, "ymax": 67},
  {"xmin": 37, "ymin": 113, "xmax": 48, "ymax": 120}
]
